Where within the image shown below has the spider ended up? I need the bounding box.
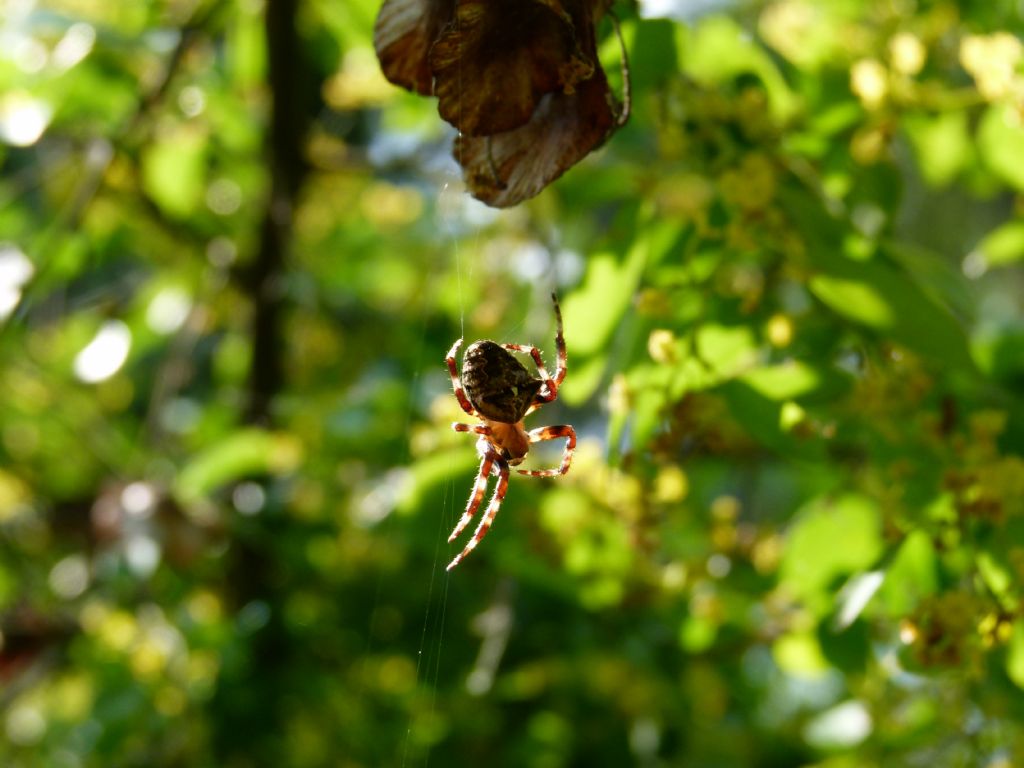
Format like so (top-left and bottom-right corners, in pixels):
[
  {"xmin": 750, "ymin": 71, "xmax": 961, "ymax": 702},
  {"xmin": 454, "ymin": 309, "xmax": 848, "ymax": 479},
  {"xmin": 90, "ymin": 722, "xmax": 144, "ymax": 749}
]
[{"xmin": 444, "ymin": 292, "xmax": 576, "ymax": 571}]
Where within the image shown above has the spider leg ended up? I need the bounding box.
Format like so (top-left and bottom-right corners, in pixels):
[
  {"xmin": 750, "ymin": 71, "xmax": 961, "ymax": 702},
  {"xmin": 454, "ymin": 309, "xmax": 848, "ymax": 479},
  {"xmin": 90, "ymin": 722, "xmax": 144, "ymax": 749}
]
[
  {"xmin": 502, "ymin": 343, "xmax": 551, "ymax": 380},
  {"xmin": 447, "ymin": 450, "xmax": 510, "ymax": 571},
  {"xmin": 522, "ymin": 294, "xmax": 568, "ymax": 408},
  {"xmin": 516, "ymin": 425, "xmax": 576, "ymax": 477},
  {"xmin": 503, "ymin": 342, "xmax": 558, "ymax": 404},
  {"xmin": 550, "ymin": 293, "xmax": 566, "ymax": 388},
  {"xmin": 446, "ymin": 338, "xmax": 478, "ymax": 418},
  {"xmin": 452, "ymin": 422, "xmax": 492, "ymax": 437},
  {"xmin": 447, "ymin": 440, "xmax": 495, "ymax": 545}
]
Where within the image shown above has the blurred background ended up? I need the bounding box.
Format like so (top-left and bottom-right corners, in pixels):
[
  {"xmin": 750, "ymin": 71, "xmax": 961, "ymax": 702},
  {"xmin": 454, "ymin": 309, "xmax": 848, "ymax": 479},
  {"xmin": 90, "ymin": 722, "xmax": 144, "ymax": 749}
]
[{"xmin": 2, "ymin": 0, "xmax": 1024, "ymax": 765}]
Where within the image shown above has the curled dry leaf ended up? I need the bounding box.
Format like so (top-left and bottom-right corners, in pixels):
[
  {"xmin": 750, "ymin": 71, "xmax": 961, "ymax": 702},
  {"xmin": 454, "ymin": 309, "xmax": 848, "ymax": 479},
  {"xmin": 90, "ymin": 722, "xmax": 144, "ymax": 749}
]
[
  {"xmin": 452, "ymin": 0, "xmax": 623, "ymax": 207},
  {"xmin": 374, "ymin": 0, "xmax": 456, "ymax": 95},
  {"xmin": 430, "ymin": 0, "xmax": 595, "ymax": 136},
  {"xmin": 372, "ymin": 0, "xmax": 626, "ymax": 207},
  {"xmin": 455, "ymin": 67, "xmax": 617, "ymax": 207}
]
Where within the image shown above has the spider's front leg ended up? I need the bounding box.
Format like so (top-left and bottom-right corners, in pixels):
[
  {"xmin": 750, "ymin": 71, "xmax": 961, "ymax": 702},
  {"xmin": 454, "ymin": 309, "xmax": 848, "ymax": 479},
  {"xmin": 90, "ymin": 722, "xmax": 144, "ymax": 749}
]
[
  {"xmin": 550, "ymin": 293, "xmax": 566, "ymax": 389},
  {"xmin": 447, "ymin": 441, "xmax": 510, "ymax": 571},
  {"xmin": 516, "ymin": 424, "xmax": 576, "ymax": 477},
  {"xmin": 502, "ymin": 342, "xmax": 551, "ymax": 383},
  {"xmin": 446, "ymin": 338, "xmax": 478, "ymax": 418},
  {"xmin": 524, "ymin": 294, "xmax": 567, "ymax": 405}
]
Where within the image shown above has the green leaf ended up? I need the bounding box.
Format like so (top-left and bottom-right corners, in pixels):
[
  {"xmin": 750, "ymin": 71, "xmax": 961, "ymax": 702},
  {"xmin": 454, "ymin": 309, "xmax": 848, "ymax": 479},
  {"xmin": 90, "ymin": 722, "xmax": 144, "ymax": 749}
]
[
  {"xmin": 680, "ymin": 615, "xmax": 718, "ymax": 652},
  {"xmin": 719, "ymin": 379, "xmax": 821, "ymax": 459},
  {"xmin": 397, "ymin": 449, "xmax": 478, "ymax": 516},
  {"xmin": 141, "ymin": 127, "xmax": 208, "ymax": 218},
  {"xmin": 808, "ymin": 243, "xmax": 973, "ymax": 370},
  {"xmin": 978, "ymin": 104, "xmax": 1024, "ymax": 191},
  {"xmin": 977, "ymin": 550, "xmax": 1015, "ymax": 603},
  {"xmin": 780, "ymin": 494, "xmax": 884, "ymax": 614},
  {"xmin": 818, "ymin": 618, "xmax": 870, "ymax": 675},
  {"xmin": 1008, "ymin": 620, "xmax": 1024, "ymax": 689},
  {"xmin": 627, "ymin": 19, "xmax": 680, "ymax": 92},
  {"xmin": 773, "ymin": 631, "xmax": 830, "ymax": 677},
  {"xmin": 877, "ymin": 530, "xmax": 938, "ymax": 616},
  {"xmin": 562, "ymin": 253, "xmax": 641, "ymax": 359},
  {"xmin": 695, "ymin": 324, "xmax": 758, "ymax": 377},
  {"xmin": 883, "ymin": 240, "xmax": 974, "ymax": 321},
  {"xmin": 174, "ymin": 429, "xmax": 303, "ymax": 503},
  {"xmin": 682, "ymin": 15, "xmax": 798, "ymax": 121},
  {"xmin": 903, "ymin": 111, "xmax": 971, "ymax": 187},
  {"xmin": 226, "ymin": 7, "xmax": 267, "ymax": 88},
  {"xmin": 809, "ymin": 273, "xmax": 895, "ymax": 327},
  {"xmin": 976, "ymin": 220, "xmax": 1024, "ymax": 267},
  {"xmin": 740, "ymin": 361, "xmax": 826, "ymax": 401},
  {"xmin": 781, "ymin": 184, "xmax": 973, "ymax": 369},
  {"xmin": 628, "ymin": 373, "xmax": 672, "ymax": 455},
  {"xmin": 561, "ymin": 218, "xmax": 680, "ymax": 403}
]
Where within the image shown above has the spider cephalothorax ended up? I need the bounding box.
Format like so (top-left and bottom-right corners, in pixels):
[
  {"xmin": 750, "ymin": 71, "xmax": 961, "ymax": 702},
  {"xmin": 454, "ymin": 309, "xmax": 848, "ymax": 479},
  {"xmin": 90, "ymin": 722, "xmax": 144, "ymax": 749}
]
[{"xmin": 444, "ymin": 293, "xmax": 576, "ymax": 570}]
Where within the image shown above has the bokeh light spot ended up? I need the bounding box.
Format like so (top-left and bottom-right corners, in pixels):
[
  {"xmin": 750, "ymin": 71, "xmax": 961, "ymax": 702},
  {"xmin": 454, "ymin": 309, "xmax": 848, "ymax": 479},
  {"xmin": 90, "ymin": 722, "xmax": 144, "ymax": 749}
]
[
  {"xmin": 0, "ymin": 93, "xmax": 52, "ymax": 146},
  {"xmin": 73, "ymin": 321, "xmax": 132, "ymax": 384},
  {"xmin": 52, "ymin": 23, "xmax": 96, "ymax": 71},
  {"xmin": 49, "ymin": 554, "xmax": 90, "ymax": 599},
  {"xmin": 146, "ymin": 287, "xmax": 192, "ymax": 334}
]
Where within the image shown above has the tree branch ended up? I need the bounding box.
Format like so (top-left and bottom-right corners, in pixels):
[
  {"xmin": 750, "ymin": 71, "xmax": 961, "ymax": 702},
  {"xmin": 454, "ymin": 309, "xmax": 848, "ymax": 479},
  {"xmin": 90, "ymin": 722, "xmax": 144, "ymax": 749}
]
[{"xmin": 242, "ymin": 0, "xmax": 312, "ymax": 424}]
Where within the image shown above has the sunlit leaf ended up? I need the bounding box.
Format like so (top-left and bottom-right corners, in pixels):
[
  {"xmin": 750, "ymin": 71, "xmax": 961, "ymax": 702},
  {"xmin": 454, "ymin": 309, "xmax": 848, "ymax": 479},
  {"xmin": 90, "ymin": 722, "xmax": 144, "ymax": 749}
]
[
  {"xmin": 682, "ymin": 15, "xmax": 797, "ymax": 120},
  {"xmin": 740, "ymin": 361, "xmax": 824, "ymax": 401},
  {"xmin": 226, "ymin": 6, "xmax": 267, "ymax": 88},
  {"xmin": 397, "ymin": 448, "xmax": 477, "ymax": 515},
  {"xmin": 719, "ymin": 379, "xmax": 822, "ymax": 458},
  {"xmin": 877, "ymin": 529, "xmax": 938, "ymax": 616},
  {"xmin": 781, "ymin": 494, "xmax": 883, "ymax": 613},
  {"xmin": 680, "ymin": 615, "xmax": 717, "ymax": 652},
  {"xmin": 978, "ymin": 103, "xmax": 1024, "ymax": 191},
  {"xmin": 141, "ymin": 127, "xmax": 208, "ymax": 218},
  {"xmin": 695, "ymin": 324, "xmax": 757, "ymax": 377},
  {"xmin": 903, "ymin": 111, "xmax": 971, "ymax": 187},
  {"xmin": 976, "ymin": 550, "xmax": 1015, "ymax": 602},
  {"xmin": 174, "ymin": 430, "xmax": 303, "ymax": 503},
  {"xmin": 773, "ymin": 631, "xmax": 829, "ymax": 677},
  {"xmin": 976, "ymin": 220, "xmax": 1024, "ymax": 267},
  {"xmin": 787, "ymin": 185, "xmax": 975, "ymax": 370},
  {"xmin": 1008, "ymin": 620, "xmax": 1024, "ymax": 690},
  {"xmin": 809, "ymin": 273, "xmax": 894, "ymax": 328},
  {"xmin": 563, "ymin": 238, "xmax": 648, "ymax": 359},
  {"xmin": 620, "ymin": 363, "xmax": 674, "ymax": 453}
]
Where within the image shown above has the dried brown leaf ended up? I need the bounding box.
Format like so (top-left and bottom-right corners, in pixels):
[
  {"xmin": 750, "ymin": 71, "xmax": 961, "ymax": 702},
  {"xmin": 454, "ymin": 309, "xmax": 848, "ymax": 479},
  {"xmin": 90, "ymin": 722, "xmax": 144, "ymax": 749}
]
[
  {"xmin": 455, "ymin": 68, "xmax": 617, "ymax": 207},
  {"xmin": 374, "ymin": 0, "xmax": 456, "ymax": 95},
  {"xmin": 430, "ymin": 0, "xmax": 595, "ymax": 136}
]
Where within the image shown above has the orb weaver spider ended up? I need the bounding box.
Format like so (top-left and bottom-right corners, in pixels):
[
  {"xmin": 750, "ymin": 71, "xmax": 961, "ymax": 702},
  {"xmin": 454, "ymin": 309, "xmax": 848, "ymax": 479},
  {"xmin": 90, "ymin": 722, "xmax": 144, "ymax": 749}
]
[{"xmin": 444, "ymin": 293, "xmax": 576, "ymax": 571}]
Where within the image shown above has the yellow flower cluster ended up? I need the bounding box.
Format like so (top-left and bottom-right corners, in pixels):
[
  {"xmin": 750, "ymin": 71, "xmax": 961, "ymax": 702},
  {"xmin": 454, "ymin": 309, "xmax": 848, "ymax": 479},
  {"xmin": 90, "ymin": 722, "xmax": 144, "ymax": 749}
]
[{"xmin": 960, "ymin": 32, "xmax": 1023, "ymax": 103}]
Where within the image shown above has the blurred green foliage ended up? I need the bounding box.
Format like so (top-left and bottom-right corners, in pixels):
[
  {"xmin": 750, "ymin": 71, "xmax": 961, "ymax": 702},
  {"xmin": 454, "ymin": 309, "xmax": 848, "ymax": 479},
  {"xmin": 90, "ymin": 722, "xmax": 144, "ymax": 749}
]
[{"xmin": 2, "ymin": 0, "xmax": 1024, "ymax": 766}]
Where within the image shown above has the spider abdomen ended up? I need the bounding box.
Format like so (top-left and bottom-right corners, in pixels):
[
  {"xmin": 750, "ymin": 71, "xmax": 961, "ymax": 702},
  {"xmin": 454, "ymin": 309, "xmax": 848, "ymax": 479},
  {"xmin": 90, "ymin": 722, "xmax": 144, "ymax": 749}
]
[{"xmin": 461, "ymin": 341, "xmax": 543, "ymax": 423}]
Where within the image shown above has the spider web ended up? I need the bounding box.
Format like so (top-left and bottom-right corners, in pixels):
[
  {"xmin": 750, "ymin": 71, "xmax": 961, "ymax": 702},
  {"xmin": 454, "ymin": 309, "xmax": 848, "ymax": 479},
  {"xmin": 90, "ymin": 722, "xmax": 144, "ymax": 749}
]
[
  {"xmin": 391, "ymin": 33, "xmax": 568, "ymax": 766},
  {"xmin": 390, "ymin": 138, "xmax": 500, "ymax": 763},
  {"xmin": 348, "ymin": 192, "xmax": 467, "ymax": 765},
  {"xmin": 397, "ymin": 182, "xmax": 466, "ymax": 768}
]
